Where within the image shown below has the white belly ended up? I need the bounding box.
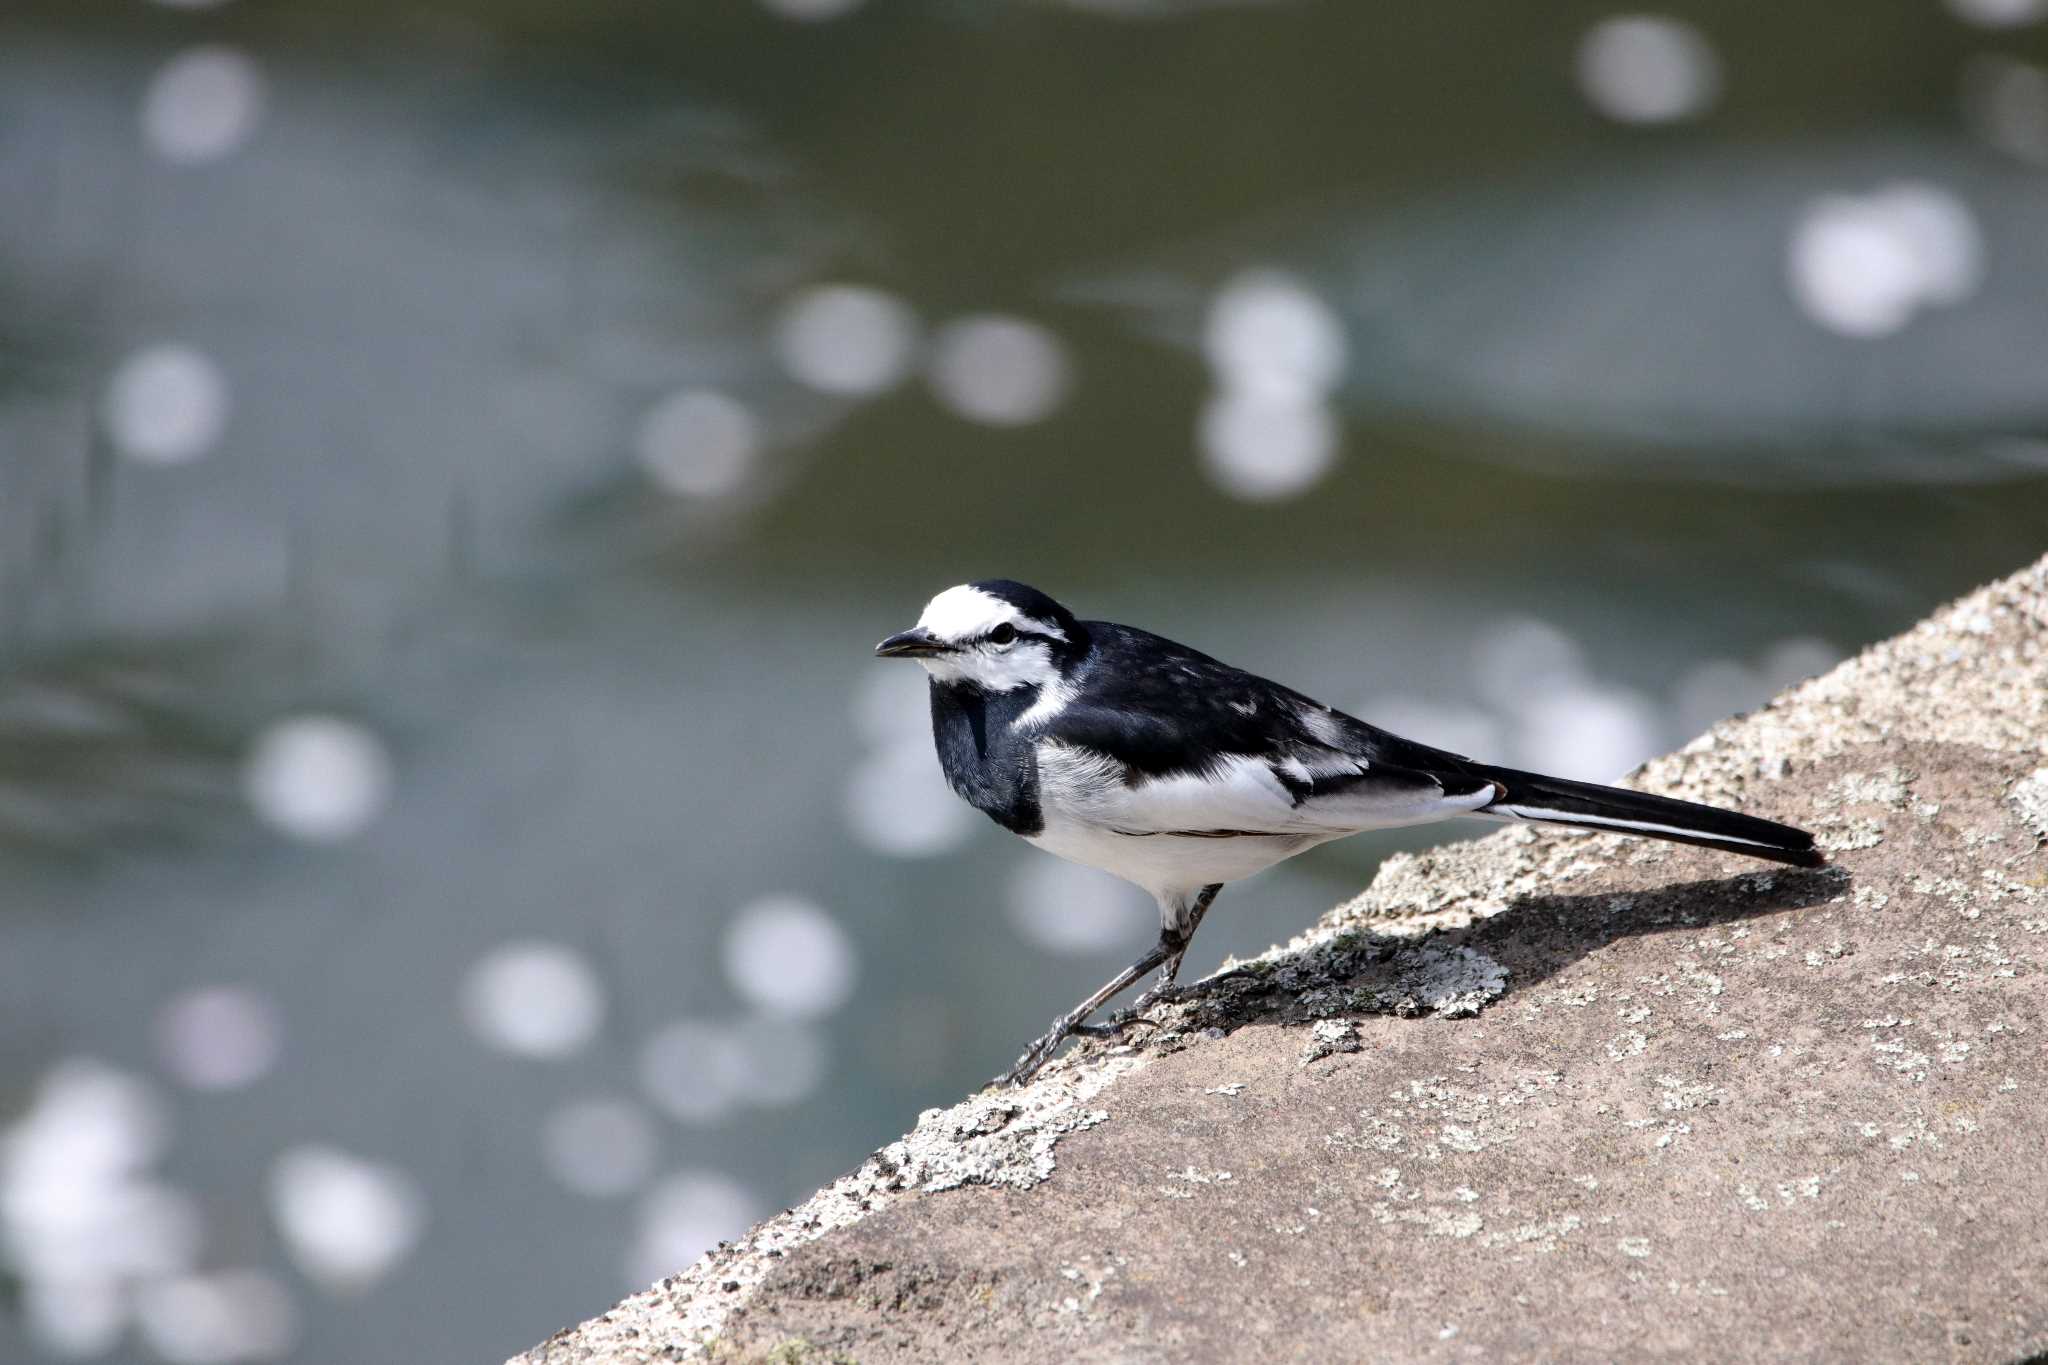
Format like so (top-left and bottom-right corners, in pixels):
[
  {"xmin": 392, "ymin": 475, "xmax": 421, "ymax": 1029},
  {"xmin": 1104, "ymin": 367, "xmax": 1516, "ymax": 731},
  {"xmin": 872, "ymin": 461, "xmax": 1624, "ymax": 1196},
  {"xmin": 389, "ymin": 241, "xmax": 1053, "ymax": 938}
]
[
  {"xmin": 1026, "ymin": 809, "xmax": 1321, "ymax": 904},
  {"xmin": 1022, "ymin": 738, "xmax": 1489, "ymax": 906}
]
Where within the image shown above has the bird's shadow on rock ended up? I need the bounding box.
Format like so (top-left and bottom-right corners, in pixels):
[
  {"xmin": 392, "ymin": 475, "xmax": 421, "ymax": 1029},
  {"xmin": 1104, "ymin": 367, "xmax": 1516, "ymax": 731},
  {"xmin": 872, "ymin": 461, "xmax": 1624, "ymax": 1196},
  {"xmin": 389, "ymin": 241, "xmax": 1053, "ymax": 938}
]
[
  {"xmin": 1120, "ymin": 864, "xmax": 1850, "ymax": 1048},
  {"xmin": 1460, "ymin": 863, "xmax": 1849, "ymax": 1000}
]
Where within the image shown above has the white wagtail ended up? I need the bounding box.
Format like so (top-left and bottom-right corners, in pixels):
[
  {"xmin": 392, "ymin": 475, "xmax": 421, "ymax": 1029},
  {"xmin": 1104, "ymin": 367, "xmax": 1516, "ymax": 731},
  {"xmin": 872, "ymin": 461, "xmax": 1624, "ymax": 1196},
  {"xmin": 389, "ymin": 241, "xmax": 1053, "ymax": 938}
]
[{"xmin": 876, "ymin": 580, "xmax": 1821, "ymax": 1086}]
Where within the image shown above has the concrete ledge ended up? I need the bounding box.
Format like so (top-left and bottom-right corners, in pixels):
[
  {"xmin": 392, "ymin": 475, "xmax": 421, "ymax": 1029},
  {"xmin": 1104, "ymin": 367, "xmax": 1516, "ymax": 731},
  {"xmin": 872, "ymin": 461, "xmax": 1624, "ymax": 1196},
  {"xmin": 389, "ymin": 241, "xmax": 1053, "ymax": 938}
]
[{"xmin": 514, "ymin": 554, "xmax": 2048, "ymax": 1364}]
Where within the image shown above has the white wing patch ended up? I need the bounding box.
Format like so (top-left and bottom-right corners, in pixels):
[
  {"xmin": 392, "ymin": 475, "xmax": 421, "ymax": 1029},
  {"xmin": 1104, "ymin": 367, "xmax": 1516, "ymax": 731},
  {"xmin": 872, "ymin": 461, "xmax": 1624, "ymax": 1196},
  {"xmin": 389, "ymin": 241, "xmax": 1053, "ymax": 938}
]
[
  {"xmin": 1296, "ymin": 704, "xmax": 1352, "ymax": 748},
  {"xmin": 1293, "ymin": 748, "xmax": 1370, "ymax": 780},
  {"xmin": 1034, "ymin": 741, "xmax": 1490, "ymax": 839}
]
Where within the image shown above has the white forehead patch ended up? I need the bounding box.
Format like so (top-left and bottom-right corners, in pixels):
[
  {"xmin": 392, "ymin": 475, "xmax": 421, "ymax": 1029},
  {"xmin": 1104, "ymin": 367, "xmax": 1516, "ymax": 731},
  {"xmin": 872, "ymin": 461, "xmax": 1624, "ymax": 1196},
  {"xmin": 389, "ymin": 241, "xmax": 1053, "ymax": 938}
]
[
  {"xmin": 917, "ymin": 584, "xmax": 1066, "ymax": 644},
  {"xmin": 917, "ymin": 585, "xmax": 1010, "ymax": 642}
]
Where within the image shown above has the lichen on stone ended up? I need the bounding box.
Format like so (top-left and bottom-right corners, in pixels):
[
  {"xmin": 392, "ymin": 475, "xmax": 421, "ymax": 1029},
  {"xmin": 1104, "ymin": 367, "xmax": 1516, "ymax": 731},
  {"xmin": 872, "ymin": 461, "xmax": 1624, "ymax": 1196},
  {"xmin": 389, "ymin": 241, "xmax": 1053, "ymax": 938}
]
[
  {"xmin": 2010, "ymin": 769, "xmax": 2048, "ymax": 841},
  {"xmin": 1300, "ymin": 1019, "xmax": 1361, "ymax": 1065}
]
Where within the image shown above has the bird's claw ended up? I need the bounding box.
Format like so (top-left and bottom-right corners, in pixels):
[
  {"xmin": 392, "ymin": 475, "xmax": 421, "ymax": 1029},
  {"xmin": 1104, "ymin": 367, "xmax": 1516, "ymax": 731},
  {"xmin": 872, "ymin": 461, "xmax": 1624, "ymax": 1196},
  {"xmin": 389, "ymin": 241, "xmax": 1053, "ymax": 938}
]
[
  {"xmin": 993, "ymin": 943, "xmax": 1257, "ymax": 1087},
  {"xmin": 1128, "ymin": 982, "xmax": 1191, "ymax": 1014},
  {"xmin": 1142, "ymin": 966, "xmax": 1256, "ymax": 1012},
  {"xmin": 1070, "ymin": 1011, "xmax": 1163, "ymax": 1039},
  {"xmin": 996, "ymin": 1016, "xmax": 1078, "ymax": 1087}
]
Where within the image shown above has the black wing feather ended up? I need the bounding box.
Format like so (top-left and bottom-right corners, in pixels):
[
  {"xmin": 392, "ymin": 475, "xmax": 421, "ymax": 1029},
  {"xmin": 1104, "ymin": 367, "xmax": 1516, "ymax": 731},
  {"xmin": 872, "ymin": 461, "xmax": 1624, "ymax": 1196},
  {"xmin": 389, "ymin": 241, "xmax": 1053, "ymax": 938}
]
[
  {"xmin": 1036, "ymin": 618, "xmax": 1817, "ymax": 867},
  {"xmin": 1045, "ymin": 622, "xmax": 1344, "ymax": 775}
]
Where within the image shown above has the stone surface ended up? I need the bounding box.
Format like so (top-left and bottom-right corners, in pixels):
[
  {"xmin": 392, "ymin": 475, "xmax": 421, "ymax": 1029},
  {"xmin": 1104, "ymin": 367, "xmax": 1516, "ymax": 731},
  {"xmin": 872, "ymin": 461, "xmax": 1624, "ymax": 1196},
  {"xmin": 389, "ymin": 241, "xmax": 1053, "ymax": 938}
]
[{"xmin": 513, "ymin": 555, "xmax": 2048, "ymax": 1365}]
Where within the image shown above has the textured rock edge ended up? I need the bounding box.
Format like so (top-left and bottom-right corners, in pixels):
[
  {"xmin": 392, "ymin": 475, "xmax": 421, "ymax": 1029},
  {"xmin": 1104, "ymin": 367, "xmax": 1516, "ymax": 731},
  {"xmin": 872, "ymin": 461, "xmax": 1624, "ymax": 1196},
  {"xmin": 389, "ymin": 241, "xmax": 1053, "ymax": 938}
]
[{"xmin": 511, "ymin": 552, "xmax": 2048, "ymax": 1365}]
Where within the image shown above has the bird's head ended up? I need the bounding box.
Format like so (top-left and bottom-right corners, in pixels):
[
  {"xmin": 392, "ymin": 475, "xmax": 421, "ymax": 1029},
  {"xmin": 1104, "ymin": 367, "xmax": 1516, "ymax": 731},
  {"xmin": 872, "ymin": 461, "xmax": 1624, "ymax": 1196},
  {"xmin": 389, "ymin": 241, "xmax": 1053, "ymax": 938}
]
[{"xmin": 875, "ymin": 580, "xmax": 1083, "ymax": 693}]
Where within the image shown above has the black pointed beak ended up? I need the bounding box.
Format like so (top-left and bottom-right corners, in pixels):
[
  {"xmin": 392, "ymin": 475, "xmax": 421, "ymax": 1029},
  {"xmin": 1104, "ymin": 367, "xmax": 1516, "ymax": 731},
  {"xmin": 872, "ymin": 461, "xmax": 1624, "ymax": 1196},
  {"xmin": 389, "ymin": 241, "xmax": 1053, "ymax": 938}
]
[{"xmin": 875, "ymin": 627, "xmax": 950, "ymax": 659}]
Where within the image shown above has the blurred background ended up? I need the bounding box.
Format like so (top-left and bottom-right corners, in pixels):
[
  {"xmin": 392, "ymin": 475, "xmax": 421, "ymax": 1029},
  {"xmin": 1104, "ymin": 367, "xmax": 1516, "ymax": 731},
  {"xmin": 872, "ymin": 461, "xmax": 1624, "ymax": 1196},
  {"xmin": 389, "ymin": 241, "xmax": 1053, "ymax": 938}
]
[{"xmin": 2, "ymin": 0, "xmax": 2046, "ymax": 1360}]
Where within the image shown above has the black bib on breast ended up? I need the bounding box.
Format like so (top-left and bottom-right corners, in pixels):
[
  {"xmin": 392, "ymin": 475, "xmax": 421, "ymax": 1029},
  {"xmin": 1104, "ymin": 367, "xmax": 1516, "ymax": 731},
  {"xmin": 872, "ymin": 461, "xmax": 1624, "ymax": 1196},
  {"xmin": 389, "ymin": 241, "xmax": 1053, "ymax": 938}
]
[{"xmin": 928, "ymin": 680, "xmax": 1044, "ymax": 837}]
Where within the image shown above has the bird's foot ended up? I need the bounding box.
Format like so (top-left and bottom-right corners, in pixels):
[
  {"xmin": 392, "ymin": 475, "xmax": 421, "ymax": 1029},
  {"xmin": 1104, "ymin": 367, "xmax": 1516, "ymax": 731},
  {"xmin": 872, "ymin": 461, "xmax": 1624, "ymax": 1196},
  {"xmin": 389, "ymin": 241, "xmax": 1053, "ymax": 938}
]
[
  {"xmin": 996, "ymin": 1008, "xmax": 1090, "ymax": 1087},
  {"xmin": 1127, "ymin": 981, "xmax": 1194, "ymax": 1014},
  {"xmin": 1076, "ymin": 969, "xmax": 1268, "ymax": 1044},
  {"xmin": 1127, "ymin": 965, "xmax": 1257, "ymax": 1017}
]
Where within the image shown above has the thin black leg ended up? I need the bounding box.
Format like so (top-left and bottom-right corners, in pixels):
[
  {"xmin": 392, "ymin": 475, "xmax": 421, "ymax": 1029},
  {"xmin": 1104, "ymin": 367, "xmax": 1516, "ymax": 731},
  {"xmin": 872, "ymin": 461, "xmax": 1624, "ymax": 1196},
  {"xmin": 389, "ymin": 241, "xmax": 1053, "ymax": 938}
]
[
  {"xmin": 1155, "ymin": 883, "xmax": 1223, "ymax": 989},
  {"xmin": 997, "ymin": 883, "xmax": 1231, "ymax": 1087},
  {"xmin": 1119, "ymin": 882, "xmax": 1226, "ymax": 1017},
  {"xmin": 998, "ymin": 926, "xmax": 1186, "ymax": 1087}
]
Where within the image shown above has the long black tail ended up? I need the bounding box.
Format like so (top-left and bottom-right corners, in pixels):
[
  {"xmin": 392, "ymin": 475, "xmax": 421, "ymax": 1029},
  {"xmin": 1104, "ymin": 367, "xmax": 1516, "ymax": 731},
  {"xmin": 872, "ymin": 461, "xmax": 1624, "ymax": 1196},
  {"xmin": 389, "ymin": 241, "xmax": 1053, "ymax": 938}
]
[{"xmin": 1474, "ymin": 765, "xmax": 1823, "ymax": 868}]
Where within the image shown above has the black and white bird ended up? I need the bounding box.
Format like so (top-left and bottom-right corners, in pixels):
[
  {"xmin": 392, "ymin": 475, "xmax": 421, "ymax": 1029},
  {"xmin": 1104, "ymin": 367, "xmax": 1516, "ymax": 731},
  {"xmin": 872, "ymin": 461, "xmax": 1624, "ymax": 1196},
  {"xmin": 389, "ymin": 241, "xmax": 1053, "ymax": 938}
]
[{"xmin": 875, "ymin": 580, "xmax": 1821, "ymax": 1086}]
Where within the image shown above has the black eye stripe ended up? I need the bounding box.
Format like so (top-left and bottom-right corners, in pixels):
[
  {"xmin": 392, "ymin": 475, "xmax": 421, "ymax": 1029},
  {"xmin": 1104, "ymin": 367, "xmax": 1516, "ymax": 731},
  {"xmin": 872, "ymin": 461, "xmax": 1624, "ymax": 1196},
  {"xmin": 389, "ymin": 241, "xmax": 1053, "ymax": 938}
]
[{"xmin": 988, "ymin": 623, "xmax": 1019, "ymax": 645}]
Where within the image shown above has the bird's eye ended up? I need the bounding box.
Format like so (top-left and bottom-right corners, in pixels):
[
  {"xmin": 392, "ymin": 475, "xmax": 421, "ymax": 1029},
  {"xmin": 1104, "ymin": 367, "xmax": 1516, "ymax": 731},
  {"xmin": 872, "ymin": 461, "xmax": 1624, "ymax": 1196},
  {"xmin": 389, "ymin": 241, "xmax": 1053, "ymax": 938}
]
[{"xmin": 989, "ymin": 623, "xmax": 1018, "ymax": 646}]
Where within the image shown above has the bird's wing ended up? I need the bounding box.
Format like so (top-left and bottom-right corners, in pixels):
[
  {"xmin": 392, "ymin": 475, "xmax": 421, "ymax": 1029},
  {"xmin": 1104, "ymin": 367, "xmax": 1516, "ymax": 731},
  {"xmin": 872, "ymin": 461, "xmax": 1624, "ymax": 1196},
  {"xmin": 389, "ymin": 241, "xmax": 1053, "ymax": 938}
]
[
  {"xmin": 1027, "ymin": 621, "xmax": 1500, "ymax": 836},
  {"xmin": 1034, "ymin": 710, "xmax": 1498, "ymax": 838}
]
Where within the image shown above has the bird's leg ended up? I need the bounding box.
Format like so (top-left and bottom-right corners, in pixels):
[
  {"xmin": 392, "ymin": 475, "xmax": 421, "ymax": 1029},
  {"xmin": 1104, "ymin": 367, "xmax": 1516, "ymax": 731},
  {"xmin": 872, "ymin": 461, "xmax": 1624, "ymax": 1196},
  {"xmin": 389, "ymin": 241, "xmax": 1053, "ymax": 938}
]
[
  {"xmin": 998, "ymin": 926, "xmax": 1185, "ymax": 1087},
  {"xmin": 1127, "ymin": 883, "xmax": 1223, "ymax": 1013},
  {"xmin": 1156, "ymin": 883, "xmax": 1221, "ymax": 990}
]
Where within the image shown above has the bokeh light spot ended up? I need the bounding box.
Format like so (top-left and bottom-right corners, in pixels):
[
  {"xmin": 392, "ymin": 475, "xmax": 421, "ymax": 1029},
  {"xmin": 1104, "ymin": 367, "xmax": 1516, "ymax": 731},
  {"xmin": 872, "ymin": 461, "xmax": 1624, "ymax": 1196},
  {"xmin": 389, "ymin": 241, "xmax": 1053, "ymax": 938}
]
[
  {"xmin": 1946, "ymin": 0, "xmax": 2048, "ymax": 29},
  {"xmin": 1513, "ymin": 684, "xmax": 1662, "ymax": 782},
  {"xmin": 850, "ymin": 661, "xmax": 933, "ymax": 748},
  {"xmin": 1471, "ymin": 617, "xmax": 1586, "ymax": 713},
  {"xmin": 2, "ymin": 1059, "xmax": 204, "ymax": 1352},
  {"xmin": 842, "ymin": 738, "xmax": 979, "ymax": 859},
  {"xmin": 21, "ymin": 1278, "xmax": 127, "ymax": 1359},
  {"xmin": 134, "ymin": 1271, "xmax": 298, "ymax": 1364},
  {"xmin": 721, "ymin": 896, "xmax": 857, "ymax": 1020},
  {"xmin": 926, "ymin": 315, "xmax": 1072, "ymax": 426},
  {"xmin": 156, "ymin": 986, "xmax": 283, "ymax": 1092},
  {"xmin": 1787, "ymin": 183, "xmax": 1984, "ymax": 338},
  {"xmin": 141, "ymin": 46, "xmax": 265, "ymax": 164},
  {"xmin": 242, "ymin": 715, "xmax": 393, "ymax": 844},
  {"xmin": 1963, "ymin": 56, "xmax": 2048, "ymax": 165},
  {"xmin": 460, "ymin": 940, "xmax": 607, "ymax": 1060},
  {"xmin": 103, "ymin": 344, "xmax": 228, "ymax": 465},
  {"xmin": 1198, "ymin": 268, "xmax": 1346, "ymax": 500},
  {"xmin": 1006, "ymin": 857, "xmax": 1151, "ymax": 956},
  {"xmin": 268, "ymin": 1147, "xmax": 425, "ymax": 1294},
  {"xmin": 541, "ymin": 1099, "xmax": 659, "ymax": 1198},
  {"xmin": 1467, "ymin": 617, "xmax": 1664, "ymax": 780},
  {"xmin": 634, "ymin": 388, "xmax": 759, "ymax": 498},
  {"xmin": 1575, "ymin": 15, "xmax": 1721, "ymax": 124},
  {"xmin": 725, "ymin": 1017, "xmax": 829, "ymax": 1108},
  {"xmin": 1197, "ymin": 389, "xmax": 1339, "ymax": 502},
  {"xmin": 637, "ymin": 1019, "xmax": 749, "ymax": 1126},
  {"xmin": 758, "ymin": 0, "xmax": 867, "ymax": 19},
  {"xmin": 1203, "ymin": 269, "xmax": 1347, "ymax": 400},
  {"xmin": 774, "ymin": 284, "xmax": 918, "ymax": 396}
]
